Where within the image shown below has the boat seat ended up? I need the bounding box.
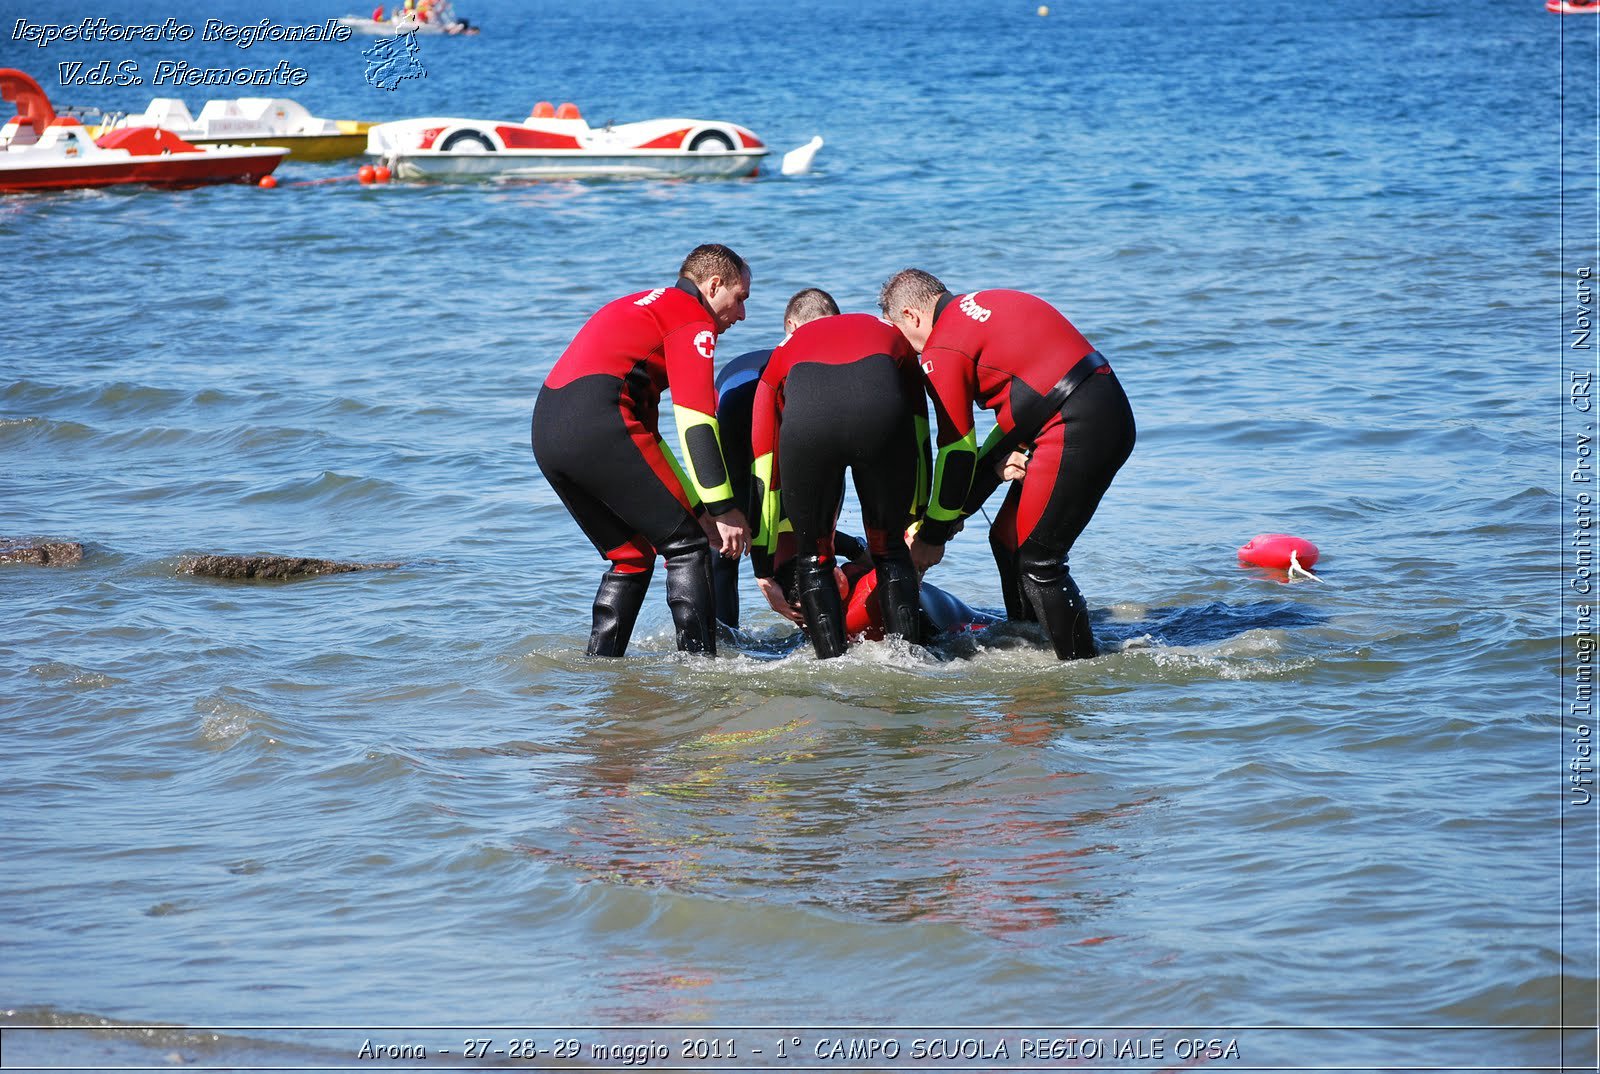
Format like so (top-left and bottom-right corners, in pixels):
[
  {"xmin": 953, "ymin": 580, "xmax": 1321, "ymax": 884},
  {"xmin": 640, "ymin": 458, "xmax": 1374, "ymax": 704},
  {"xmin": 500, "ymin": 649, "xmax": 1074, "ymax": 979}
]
[
  {"xmin": 2, "ymin": 119, "xmax": 40, "ymax": 147},
  {"xmin": 140, "ymin": 98, "xmax": 196, "ymax": 128}
]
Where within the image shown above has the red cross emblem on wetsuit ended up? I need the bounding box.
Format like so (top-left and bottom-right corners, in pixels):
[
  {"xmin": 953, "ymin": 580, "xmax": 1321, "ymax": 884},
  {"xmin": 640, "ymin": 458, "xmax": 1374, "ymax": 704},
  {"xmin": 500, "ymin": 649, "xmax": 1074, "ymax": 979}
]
[{"xmin": 694, "ymin": 330, "xmax": 716, "ymax": 360}]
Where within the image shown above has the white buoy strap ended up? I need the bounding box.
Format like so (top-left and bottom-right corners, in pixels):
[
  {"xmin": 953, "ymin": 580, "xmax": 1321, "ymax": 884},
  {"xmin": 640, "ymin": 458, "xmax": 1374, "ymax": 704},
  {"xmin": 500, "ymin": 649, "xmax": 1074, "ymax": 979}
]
[{"xmin": 1288, "ymin": 548, "xmax": 1323, "ymax": 582}]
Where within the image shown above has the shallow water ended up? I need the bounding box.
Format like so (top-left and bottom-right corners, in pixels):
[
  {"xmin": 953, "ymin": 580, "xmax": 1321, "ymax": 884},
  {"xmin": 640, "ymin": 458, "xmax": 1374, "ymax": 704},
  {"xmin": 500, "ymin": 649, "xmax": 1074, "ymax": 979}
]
[{"xmin": 1, "ymin": 0, "xmax": 1591, "ymax": 1071}]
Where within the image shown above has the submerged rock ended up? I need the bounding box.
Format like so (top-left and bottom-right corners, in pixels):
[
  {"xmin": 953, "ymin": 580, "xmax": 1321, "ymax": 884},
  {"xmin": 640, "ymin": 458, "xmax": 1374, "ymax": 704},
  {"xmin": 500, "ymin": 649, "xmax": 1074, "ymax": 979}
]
[
  {"xmin": 178, "ymin": 554, "xmax": 401, "ymax": 581},
  {"xmin": 0, "ymin": 539, "xmax": 85, "ymax": 566}
]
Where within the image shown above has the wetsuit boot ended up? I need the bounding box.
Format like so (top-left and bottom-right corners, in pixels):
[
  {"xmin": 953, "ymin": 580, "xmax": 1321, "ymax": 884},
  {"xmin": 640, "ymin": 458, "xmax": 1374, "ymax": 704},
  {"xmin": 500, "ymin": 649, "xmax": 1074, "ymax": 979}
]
[
  {"xmin": 873, "ymin": 553, "xmax": 922, "ymax": 646},
  {"xmin": 587, "ymin": 567, "xmax": 653, "ymax": 657},
  {"xmin": 795, "ymin": 554, "xmax": 848, "ymax": 659},
  {"xmin": 659, "ymin": 518, "xmax": 717, "ymax": 656},
  {"xmin": 1019, "ymin": 549, "xmax": 1098, "ymax": 660}
]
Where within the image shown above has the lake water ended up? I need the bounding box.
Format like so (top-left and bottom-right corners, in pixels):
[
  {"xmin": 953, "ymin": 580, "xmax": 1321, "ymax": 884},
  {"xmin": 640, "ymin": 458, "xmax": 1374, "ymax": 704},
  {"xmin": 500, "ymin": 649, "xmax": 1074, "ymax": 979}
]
[{"xmin": 1, "ymin": 1, "xmax": 1593, "ymax": 1071}]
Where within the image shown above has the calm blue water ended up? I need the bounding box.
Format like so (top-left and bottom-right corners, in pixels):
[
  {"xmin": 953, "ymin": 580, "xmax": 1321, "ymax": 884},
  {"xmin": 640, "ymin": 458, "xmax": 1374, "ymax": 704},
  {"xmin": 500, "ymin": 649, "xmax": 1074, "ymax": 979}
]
[{"xmin": 1, "ymin": 1, "xmax": 1591, "ymax": 1071}]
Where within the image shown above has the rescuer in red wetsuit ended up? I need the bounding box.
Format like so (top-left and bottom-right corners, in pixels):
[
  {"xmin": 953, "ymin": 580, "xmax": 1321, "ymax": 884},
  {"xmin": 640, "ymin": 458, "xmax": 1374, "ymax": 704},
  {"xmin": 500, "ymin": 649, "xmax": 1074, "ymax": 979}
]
[
  {"xmin": 749, "ymin": 306, "xmax": 930, "ymax": 658},
  {"xmin": 711, "ymin": 287, "xmax": 841, "ymax": 629},
  {"xmin": 879, "ymin": 269, "xmax": 1135, "ymax": 660},
  {"xmin": 532, "ymin": 244, "xmax": 753, "ymax": 657}
]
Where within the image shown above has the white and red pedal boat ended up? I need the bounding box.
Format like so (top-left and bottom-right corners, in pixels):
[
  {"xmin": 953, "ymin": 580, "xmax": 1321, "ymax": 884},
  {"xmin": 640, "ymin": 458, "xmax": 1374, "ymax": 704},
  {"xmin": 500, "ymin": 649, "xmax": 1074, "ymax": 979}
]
[
  {"xmin": 365, "ymin": 101, "xmax": 777, "ymax": 181},
  {"xmin": 0, "ymin": 69, "xmax": 286, "ymax": 193},
  {"xmin": 338, "ymin": 0, "xmax": 476, "ymax": 35}
]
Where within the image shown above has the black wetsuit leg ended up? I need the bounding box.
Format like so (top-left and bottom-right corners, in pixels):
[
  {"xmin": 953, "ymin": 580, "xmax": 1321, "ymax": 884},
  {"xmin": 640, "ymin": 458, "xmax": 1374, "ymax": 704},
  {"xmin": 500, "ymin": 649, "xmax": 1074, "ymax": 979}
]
[
  {"xmin": 712, "ymin": 551, "xmax": 741, "ymax": 629},
  {"xmin": 778, "ymin": 356, "xmax": 922, "ymax": 656},
  {"xmin": 533, "ymin": 451, "xmax": 658, "ymax": 656},
  {"xmin": 532, "ymin": 374, "xmax": 716, "ymax": 656},
  {"xmin": 711, "ymin": 376, "xmax": 757, "ymax": 628},
  {"xmin": 778, "ymin": 419, "xmax": 848, "ymax": 658},
  {"xmin": 660, "ymin": 515, "xmax": 717, "ymax": 654},
  {"xmin": 851, "ymin": 440, "xmax": 922, "ymax": 645},
  {"xmin": 989, "ymin": 493, "xmax": 1031, "ymax": 622},
  {"xmin": 997, "ymin": 371, "xmax": 1136, "ymax": 660}
]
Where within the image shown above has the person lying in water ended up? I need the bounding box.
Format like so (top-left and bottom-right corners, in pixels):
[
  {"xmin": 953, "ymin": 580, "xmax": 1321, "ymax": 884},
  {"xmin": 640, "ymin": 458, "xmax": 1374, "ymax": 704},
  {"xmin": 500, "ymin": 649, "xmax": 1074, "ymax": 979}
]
[{"xmin": 761, "ymin": 530, "xmax": 1002, "ymax": 645}]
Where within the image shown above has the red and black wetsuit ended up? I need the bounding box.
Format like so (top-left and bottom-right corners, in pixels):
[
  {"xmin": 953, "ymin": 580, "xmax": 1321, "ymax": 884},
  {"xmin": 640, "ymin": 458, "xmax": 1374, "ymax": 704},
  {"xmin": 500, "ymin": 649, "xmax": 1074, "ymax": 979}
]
[
  {"xmin": 750, "ymin": 313, "xmax": 929, "ymax": 657},
  {"xmin": 532, "ymin": 277, "xmax": 737, "ymax": 656},
  {"xmin": 710, "ymin": 347, "xmax": 771, "ymax": 628},
  {"xmin": 918, "ymin": 289, "xmax": 1135, "ymax": 659}
]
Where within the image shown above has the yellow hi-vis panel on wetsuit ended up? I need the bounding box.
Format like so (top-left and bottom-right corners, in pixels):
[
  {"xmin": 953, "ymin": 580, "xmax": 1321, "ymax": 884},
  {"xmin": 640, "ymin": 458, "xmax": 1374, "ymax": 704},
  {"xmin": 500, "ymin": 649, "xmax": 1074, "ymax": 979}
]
[
  {"xmin": 673, "ymin": 404, "xmax": 734, "ymax": 507},
  {"xmin": 977, "ymin": 423, "xmax": 1008, "ymax": 462},
  {"xmin": 751, "ymin": 451, "xmax": 779, "ymax": 555},
  {"xmin": 659, "ymin": 439, "xmax": 702, "ymax": 509},
  {"xmin": 926, "ymin": 429, "xmax": 978, "ymax": 523}
]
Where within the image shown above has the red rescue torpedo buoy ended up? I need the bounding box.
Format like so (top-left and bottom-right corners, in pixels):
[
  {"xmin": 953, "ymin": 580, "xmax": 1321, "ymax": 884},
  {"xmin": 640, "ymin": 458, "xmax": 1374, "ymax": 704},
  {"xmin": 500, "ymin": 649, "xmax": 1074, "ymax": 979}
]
[{"xmin": 1238, "ymin": 533, "xmax": 1321, "ymax": 579}]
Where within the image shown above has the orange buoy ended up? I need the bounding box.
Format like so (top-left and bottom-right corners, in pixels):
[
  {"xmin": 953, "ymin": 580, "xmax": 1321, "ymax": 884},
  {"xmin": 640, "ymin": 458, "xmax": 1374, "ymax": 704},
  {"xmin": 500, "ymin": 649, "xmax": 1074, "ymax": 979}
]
[
  {"xmin": 1238, "ymin": 533, "xmax": 1321, "ymax": 579},
  {"xmin": 357, "ymin": 164, "xmax": 375, "ymax": 184},
  {"xmin": 373, "ymin": 165, "xmax": 391, "ymax": 183},
  {"xmin": 258, "ymin": 174, "xmax": 277, "ymax": 189}
]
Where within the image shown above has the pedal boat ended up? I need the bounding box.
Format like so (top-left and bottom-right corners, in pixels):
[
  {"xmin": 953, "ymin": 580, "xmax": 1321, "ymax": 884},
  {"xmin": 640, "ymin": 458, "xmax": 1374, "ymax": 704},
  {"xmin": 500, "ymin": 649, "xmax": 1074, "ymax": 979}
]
[
  {"xmin": 92, "ymin": 98, "xmax": 373, "ymax": 161},
  {"xmin": 0, "ymin": 69, "xmax": 286, "ymax": 193},
  {"xmin": 365, "ymin": 102, "xmax": 769, "ymax": 181}
]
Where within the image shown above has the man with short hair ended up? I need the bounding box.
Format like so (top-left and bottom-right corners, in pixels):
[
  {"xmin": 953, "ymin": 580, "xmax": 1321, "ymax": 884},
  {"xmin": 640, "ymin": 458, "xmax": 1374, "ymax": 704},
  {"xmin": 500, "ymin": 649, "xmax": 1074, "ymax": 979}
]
[
  {"xmin": 749, "ymin": 299, "xmax": 929, "ymax": 658},
  {"xmin": 711, "ymin": 287, "xmax": 840, "ymax": 628},
  {"xmin": 532, "ymin": 244, "xmax": 753, "ymax": 657},
  {"xmin": 879, "ymin": 268, "xmax": 1135, "ymax": 660}
]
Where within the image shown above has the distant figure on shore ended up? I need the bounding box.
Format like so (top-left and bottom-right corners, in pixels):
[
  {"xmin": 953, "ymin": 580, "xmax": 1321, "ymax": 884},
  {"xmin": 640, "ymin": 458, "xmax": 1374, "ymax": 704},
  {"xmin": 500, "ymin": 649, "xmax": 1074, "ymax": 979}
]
[
  {"xmin": 880, "ymin": 269, "xmax": 1135, "ymax": 660},
  {"xmin": 532, "ymin": 245, "xmax": 753, "ymax": 657}
]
